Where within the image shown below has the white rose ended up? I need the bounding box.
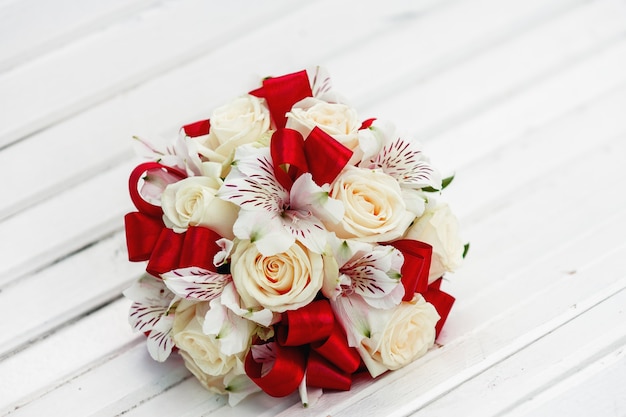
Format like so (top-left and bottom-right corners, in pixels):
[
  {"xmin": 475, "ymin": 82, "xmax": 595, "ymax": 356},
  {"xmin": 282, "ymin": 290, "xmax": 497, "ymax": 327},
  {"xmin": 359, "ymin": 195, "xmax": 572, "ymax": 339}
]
[
  {"xmin": 404, "ymin": 203, "xmax": 464, "ymax": 282},
  {"xmin": 230, "ymin": 240, "xmax": 324, "ymax": 313},
  {"xmin": 286, "ymin": 97, "xmax": 361, "ymax": 160},
  {"xmin": 161, "ymin": 175, "xmax": 238, "ymax": 238},
  {"xmin": 172, "ymin": 302, "xmax": 246, "ymax": 378},
  {"xmin": 360, "ymin": 294, "xmax": 439, "ymax": 375},
  {"xmin": 327, "ymin": 166, "xmax": 414, "ymax": 242},
  {"xmin": 195, "ymin": 95, "xmax": 271, "ymax": 176},
  {"xmin": 179, "ymin": 350, "xmax": 260, "ymax": 403}
]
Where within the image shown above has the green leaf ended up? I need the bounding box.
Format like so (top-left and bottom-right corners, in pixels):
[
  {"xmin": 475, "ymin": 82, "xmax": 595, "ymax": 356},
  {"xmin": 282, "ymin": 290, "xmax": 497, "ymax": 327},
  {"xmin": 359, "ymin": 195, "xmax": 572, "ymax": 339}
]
[
  {"xmin": 423, "ymin": 174, "xmax": 455, "ymax": 192},
  {"xmin": 463, "ymin": 242, "xmax": 470, "ymax": 258}
]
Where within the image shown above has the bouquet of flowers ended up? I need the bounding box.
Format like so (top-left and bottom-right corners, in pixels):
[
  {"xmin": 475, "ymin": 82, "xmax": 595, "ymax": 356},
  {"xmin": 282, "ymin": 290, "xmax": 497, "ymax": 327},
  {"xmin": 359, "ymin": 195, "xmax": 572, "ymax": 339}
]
[{"xmin": 123, "ymin": 68, "xmax": 466, "ymax": 406}]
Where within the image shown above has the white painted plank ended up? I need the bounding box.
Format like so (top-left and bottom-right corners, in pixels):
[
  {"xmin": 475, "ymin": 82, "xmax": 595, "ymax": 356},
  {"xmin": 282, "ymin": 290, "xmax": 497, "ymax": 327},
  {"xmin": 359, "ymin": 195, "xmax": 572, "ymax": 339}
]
[
  {"xmin": 512, "ymin": 345, "xmax": 626, "ymax": 417},
  {"xmin": 363, "ymin": 0, "xmax": 626, "ymax": 141},
  {"xmin": 4, "ymin": 343, "xmax": 190, "ymax": 417},
  {"xmin": 425, "ymin": 32, "xmax": 626, "ymax": 173},
  {"xmin": 0, "ymin": 299, "xmax": 139, "ymax": 414},
  {"xmin": 0, "ymin": 0, "xmax": 306, "ymax": 149},
  {"xmin": 329, "ymin": 0, "xmax": 587, "ymax": 109},
  {"xmin": 0, "ymin": 0, "xmax": 160, "ymax": 72},
  {"xmin": 0, "ymin": 230, "xmax": 144, "ymax": 358},
  {"xmin": 418, "ymin": 284, "xmax": 626, "ymax": 416},
  {"xmin": 0, "ymin": 159, "xmax": 137, "ymax": 285}
]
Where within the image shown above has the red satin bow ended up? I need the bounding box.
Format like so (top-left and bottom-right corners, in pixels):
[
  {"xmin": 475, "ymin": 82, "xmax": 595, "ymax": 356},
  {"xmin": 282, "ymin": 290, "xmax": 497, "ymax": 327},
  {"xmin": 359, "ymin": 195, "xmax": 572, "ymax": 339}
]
[
  {"xmin": 124, "ymin": 162, "xmax": 222, "ymax": 276},
  {"xmin": 270, "ymin": 127, "xmax": 353, "ymax": 190},
  {"xmin": 249, "ymin": 69, "xmax": 313, "ymax": 129},
  {"xmin": 391, "ymin": 239, "xmax": 455, "ymax": 337},
  {"xmin": 245, "ymin": 300, "xmax": 361, "ymax": 397}
]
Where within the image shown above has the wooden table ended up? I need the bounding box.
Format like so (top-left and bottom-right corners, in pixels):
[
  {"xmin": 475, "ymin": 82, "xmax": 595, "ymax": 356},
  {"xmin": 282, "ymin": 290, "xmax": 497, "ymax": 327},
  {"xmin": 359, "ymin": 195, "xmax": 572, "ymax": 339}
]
[{"xmin": 2, "ymin": 0, "xmax": 625, "ymax": 415}]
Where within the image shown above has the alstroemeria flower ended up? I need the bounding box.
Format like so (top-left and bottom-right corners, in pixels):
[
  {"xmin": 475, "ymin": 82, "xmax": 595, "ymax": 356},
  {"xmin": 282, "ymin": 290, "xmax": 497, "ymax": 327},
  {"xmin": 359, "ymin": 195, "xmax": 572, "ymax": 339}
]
[
  {"xmin": 217, "ymin": 144, "xmax": 344, "ymax": 256},
  {"xmin": 323, "ymin": 238, "xmax": 405, "ymax": 309},
  {"xmin": 123, "ymin": 274, "xmax": 178, "ymax": 362},
  {"xmin": 360, "ymin": 121, "xmax": 442, "ymax": 191}
]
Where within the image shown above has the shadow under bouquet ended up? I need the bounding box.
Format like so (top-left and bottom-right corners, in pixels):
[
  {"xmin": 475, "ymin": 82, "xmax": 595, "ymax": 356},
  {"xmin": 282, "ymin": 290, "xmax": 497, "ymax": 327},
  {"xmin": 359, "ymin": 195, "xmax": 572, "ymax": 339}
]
[{"xmin": 123, "ymin": 67, "xmax": 466, "ymax": 406}]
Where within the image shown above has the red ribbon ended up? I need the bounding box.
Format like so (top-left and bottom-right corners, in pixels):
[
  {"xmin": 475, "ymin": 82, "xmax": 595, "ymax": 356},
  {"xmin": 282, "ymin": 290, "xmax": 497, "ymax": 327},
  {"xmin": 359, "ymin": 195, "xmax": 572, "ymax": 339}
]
[
  {"xmin": 125, "ymin": 162, "xmax": 222, "ymax": 276},
  {"xmin": 424, "ymin": 278, "xmax": 455, "ymax": 338},
  {"xmin": 245, "ymin": 342, "xmax": 307, "ymax": 397},
  {"xmin": 250, "ymin": 70, "xmax": 313, "ymax": 129},
  {"xmin": 270, "ymin": 127, "xmax": 353, "ymax": 190},
  {"xmin": 389, "ymin": 239, "xmax": 454, "ymax": 336},
  {"xmin": 390, "ymin": 239, "xmax": 433, "ymax": 301},
  {"xmin": 182, "ymin": 119, "xmax": 211, "ymax": 137},
  {"xmin": 245, "ymin": 300, "xmax": 361, "ymax": 396}
]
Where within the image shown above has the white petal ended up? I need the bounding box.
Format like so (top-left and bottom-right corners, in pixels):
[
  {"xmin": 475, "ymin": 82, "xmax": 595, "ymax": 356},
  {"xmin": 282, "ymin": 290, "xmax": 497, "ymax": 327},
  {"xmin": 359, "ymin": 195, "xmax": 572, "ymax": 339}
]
[
  {"xmin": 220, "ymin": 282, "xmax": 276, "ymax": 327},
  {"xmin": 146, "ymin": 314, "xmax": 175, "ymax": 362},
  {"xmin": 281, "ymin": 209, "xmax": 328, "ymax": 254},
  {"xmin": 330, "ymin": 295, "xmax": 372, "ymax": 347},
  {"xmin": 203, "ymin": 296, "xmax": 253, "ymax": 356},
  {"xmin": 290, "ymin": 173, "xmax": 344, "ymax": 224},
  {"xmin": 125, "ymin": 275, "xmax": 175, "ymax": 333},
  {"xmin": 218, "ymin": 146, "xmax": 287, "ymax": 213},
  {"xmin": 162, "ymin": 267, "xmax": 231, "ymax": 301},
  {"xmin": 233, "ymin": 210, "xmax": 294, "ymax": 256},
  {"xmin": 369, "ymin": 137, "xmax": 442, "ymax": 190}
]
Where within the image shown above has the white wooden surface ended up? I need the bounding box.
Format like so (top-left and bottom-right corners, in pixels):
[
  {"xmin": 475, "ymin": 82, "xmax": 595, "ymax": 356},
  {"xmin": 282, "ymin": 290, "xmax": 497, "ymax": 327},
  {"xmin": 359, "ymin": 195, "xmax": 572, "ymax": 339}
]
[{"xmin": 1, "ymin": 0, "xmax": 625, "ymax": 415}]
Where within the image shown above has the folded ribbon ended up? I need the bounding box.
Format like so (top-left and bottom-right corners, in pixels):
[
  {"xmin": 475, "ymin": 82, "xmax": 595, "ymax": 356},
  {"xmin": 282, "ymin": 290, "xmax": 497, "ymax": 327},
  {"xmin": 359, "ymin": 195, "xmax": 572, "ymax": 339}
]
[
  {"xmin": 249, "ymin": 69, "xmax": 313, "ymax": 129},
  {"xmin": 270, "ymin": 127, "xmax": 353, "ymax": 190},
  {"xmin": 125, "ymin": 162, "xmax": 221, "ymax": 276},
  {"xmin": 245, "ymin": 300, "xmax": 361, "ymax": 397},
  {"xmin": 424, "ymin": 278, "xmax": 455, "ymax": 337},
  {"xmin": 389, "ymin": 239, "xmax": 455, "ymax": 336},
  {"xmin": 390, "ymin": 239, "xmax": 433, "ymax": 301}
]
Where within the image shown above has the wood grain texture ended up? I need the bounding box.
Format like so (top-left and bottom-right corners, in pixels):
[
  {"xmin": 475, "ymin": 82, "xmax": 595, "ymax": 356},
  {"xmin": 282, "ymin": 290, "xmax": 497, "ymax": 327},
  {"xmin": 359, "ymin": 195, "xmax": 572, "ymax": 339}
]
[{"xmin": 2, "ymin": 0, "xmax": 625, "ymax": 415}]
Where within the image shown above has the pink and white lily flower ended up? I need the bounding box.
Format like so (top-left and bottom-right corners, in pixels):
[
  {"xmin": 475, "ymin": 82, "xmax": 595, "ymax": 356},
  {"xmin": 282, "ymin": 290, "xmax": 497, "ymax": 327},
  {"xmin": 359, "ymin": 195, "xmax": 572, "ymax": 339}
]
[{"xmin": 218, "ymin": 144, "xmax": 344, "ymax": 256}]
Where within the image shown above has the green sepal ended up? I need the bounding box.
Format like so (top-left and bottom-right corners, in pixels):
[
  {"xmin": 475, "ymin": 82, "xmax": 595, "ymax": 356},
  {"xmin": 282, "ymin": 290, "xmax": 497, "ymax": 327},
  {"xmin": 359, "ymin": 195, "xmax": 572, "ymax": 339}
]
[{"xmin": 423, "ymin": 174, "xmax": 455, "ymax": 192}]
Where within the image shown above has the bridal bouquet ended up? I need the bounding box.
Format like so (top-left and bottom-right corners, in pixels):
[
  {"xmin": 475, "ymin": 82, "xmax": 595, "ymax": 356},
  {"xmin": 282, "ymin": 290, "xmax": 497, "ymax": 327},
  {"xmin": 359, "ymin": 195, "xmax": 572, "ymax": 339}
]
[{"xmin": 123, "ymin": 68, "xmax": 466, "ymax": 406}]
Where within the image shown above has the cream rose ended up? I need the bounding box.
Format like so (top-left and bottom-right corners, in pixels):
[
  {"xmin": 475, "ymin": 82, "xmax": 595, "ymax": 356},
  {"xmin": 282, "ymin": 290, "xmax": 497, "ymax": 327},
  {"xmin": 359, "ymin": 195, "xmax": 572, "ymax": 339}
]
[
  {"xmin": 286, "ymin": 97, "xmax": 361, "ymax": 159},
  {"xmin": 404, "ymin": 202, "xmax": 464, "ymax": 282},
  {"xmin": 195, "ymin": 95, "xmax": 271, "ymax": 176},
  {"xmin": 161, "ymin": 175, "xmax": 238, "ymax": 238},
  {"xmin": 361, "ymin": 294, "xmax": 439, "ymax": 375},
  {"xmin": 327, "ymin": 166, "xmax": 414, "ymax": 242},
  {"xmin": 172, "ymin": 302, "xmax": 246, "ymax": 378},
  {"xmin": 230, "ymin": 240, "xmax": 324, "ymax": 313}
]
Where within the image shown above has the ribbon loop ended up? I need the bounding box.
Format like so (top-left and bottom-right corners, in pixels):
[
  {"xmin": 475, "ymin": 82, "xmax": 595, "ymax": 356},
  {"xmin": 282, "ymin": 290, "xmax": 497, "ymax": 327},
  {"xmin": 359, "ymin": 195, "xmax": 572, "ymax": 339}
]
[
  {"xmin": 304, "ymin": 127, "xmax": 353, "ymax": 186},
  {"xmin": 277, "ymin": 300, "xmax": 334, "ymax": 346},
  {"xmin": 250, "ymin": 70, "xmax": 313, "ymax": 129},
  {"xmin": 270, "ymin": 128, "xmax": 309, "ymax": 191},
  {"xmin": 245, "ymin": 343, "xmax": 307, "ymax": 397},
  {"xmin": 128, "ymin": 162, "xmax": 187, "ymax": 217},
  {"xmin": 179, "ymin": 226, "xmax": 222, "ymax": 272},
  {"xmin": 311, "ymin": 321, "xmax": 361, "ymax": 374},
  {"xmin": 124, "ymin": 212, "xmax": 165, "ymax": 262},
  {"xmin": 424, "ymin": 278, "xmax": 455, "ymax": 337},
  {"xmin": 306, "ymin": 351, "xmax": 352, "ymax": 391},
  {"xmin": 182, "ymin": 119, "xmax": 211, "ymax": 137},
  {"xmin": 390, "ymin": 240, "xmax": 433, "ymax": 301},
  {"xmin": 146, "ymin": 229, "xmax": 186, "ymax": 277}
]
